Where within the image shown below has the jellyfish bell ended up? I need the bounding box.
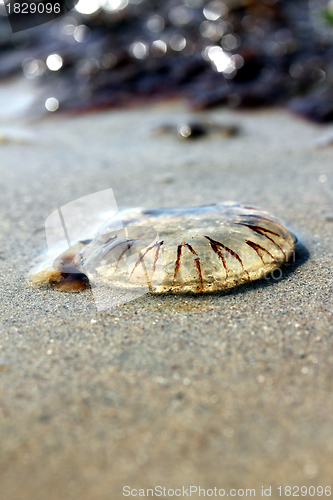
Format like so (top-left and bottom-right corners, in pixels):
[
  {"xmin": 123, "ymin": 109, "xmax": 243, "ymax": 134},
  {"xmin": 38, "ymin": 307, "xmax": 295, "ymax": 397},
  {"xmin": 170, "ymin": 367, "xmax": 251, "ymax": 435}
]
[{"xmin": 30, "ymin": 203, "xmax": 297, "ymax": 299}]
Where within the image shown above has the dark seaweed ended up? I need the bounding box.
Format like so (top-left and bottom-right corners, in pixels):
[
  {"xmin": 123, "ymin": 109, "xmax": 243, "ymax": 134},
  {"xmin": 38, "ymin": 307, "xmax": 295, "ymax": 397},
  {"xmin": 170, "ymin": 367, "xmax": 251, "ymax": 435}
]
[{"xmin": 1, "ymin": 0, "xmax": 333, "ymax": 121}]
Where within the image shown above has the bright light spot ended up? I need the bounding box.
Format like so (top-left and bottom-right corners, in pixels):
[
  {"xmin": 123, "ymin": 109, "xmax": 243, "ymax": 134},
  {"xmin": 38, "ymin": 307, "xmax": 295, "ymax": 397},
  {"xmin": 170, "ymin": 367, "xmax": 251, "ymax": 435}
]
[
  {"xmin": 207, "ymin": 46, "xmax": 231, "ymax": 71},
  {"xmin": 151, "ymin": 39, "xmax": 167, "ymax": 57},
  {"xmin": 223, "ymin": 65, "xmax": 236, "ymax": 76},
  {"xmin": 147, "ymin": 14, "xmax": 165, "ymax": 33},
  {"xmin": 75, "ymin": 0, "xmax": 100, "ymax": 14},
  {"xmin": 203, "ymin": 0, "xmax": 228, "ymax": 21},
  {"xmin": 169, "ymin": 5, "xmax": 193, "ymax": 26},
  {"xmin": 206, "ymin": 46, "xmax": 236, "ymax": 77},
  {"xmin": 101, "ymin": 0, "xmax": 128, "ymax": 12},
  {"xmin": 23, "ymin": 59, "xmax": 46, "ymax": 79},
  {"xmin": 46, "ymin": 54, "xmax": 63, "ymax": 71},
  {"xmin": 170, "ymin": 34, "xmax": 186, "ymax": 51},
  {"xmin": 130, "ymin": 41, "xmax": 148, "ymax": 59},
  {"xmin": 319, "ymin": 174, "xmax": 328, "ymax": 183},
  {"xmin": 74, "ymin": 25, "xmax": 91, "ymax": 43},
  {"xmin": 45, "ymin": 98, "xmax": 59, "ymax": 112}
]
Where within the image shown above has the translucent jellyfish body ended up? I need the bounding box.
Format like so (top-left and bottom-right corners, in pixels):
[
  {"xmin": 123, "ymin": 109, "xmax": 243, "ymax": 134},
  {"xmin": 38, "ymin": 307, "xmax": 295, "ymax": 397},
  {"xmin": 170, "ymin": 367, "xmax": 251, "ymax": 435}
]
[{"xmin": 32, "ymin": 203, "xmax": 297, "ymax": 303}]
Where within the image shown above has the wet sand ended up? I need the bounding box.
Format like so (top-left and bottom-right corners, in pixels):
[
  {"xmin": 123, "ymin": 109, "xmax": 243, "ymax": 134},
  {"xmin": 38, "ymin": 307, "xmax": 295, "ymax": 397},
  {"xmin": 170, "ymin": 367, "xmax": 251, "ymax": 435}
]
[{"xmin": 0, "ymin": 94, "xmax": 333, "ymax": 499}]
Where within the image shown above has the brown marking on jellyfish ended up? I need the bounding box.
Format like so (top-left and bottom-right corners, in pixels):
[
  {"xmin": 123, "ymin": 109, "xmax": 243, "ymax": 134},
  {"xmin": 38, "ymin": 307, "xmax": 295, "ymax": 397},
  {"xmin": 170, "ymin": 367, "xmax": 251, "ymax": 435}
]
[
  {"xmin": 172, "ymin": 242, "xmax": 205, "ymax": 291},
  {"xmin": 236, "ymin": 223, "xmax": 287, "ymax": 257},
  {"xmin": 239, "ymin": 221, "xmax": 292, "ymax": 244},
  {"xmin": 151, "ymin": 241, "xmax": 164, "ymax": 277},
  {"xmin": 245, "ymin": 240, "xmax": 276, "ymax": 264},
  {"xmin": 114, "ymin": 240, "xmax": 135, "ymax": 269},
  {"xmin": 100, "ymin": 235, "xmax": 117, "ymax": 246},
  {"xmin": 205, "ymin": 236, "xmax": 250, "ymax": 279},
  {"xmin": 194, "ymin": 258, "xmax": 204, "ymax": 292},
  {"xmin": 173, "ymin": 243, "xmax": 184, "ymax": 286},
  {"xmin": 246, "ymin": 214, "xmax": 293, "ymax": 239},
  {"xmin": 139, "ymin": 254, "xmax": 152, "ymax": 292},
  {"xmin": 239, "ymin": 205, "xmax": 260, "ymax": 211},
  {"xmin": 129, "ymin": 241, "xmax": 164, "ymax": 281},
  {"xmin": 184, "ymin": 243, "xmax": 204, "ymax": 292},
  {"xmin": 257, "ymin": 225, "xmax": 291, "ymax": 245},
  {"xmin": 205, "ymin": 236, "xmax": 229, "ymax": 280},
  {"xmin": 100, "ymin": 238, "xmax": 135, "ymax": 276},
  {"xmin": 236, "ymin": 222, "xmax": 281, "ymax": 238},
  {"xmin": 100, "ymin": 237, "xmax": 129, "ymax": 262}
]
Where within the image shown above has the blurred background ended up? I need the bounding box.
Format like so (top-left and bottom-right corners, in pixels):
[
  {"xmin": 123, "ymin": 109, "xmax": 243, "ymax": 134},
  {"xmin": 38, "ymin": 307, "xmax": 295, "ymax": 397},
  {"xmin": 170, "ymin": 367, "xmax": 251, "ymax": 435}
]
[{"xmin": 1, "ymin": 0, "xmax": 333, "ymax": 121}]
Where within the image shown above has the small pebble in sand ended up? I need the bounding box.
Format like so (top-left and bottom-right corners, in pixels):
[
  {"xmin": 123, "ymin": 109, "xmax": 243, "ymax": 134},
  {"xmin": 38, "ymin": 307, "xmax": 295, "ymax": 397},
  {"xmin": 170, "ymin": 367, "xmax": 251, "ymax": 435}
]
[{"xmin": 152, "ymin": 119, "xmax": 239, "ymax": 140}]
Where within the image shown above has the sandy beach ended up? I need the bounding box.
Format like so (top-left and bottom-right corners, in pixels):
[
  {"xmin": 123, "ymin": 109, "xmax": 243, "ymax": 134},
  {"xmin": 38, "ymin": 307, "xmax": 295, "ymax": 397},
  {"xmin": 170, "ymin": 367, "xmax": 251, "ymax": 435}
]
[{"xmin": 0, "ymin": 90, "xmax": 333, "ymax": 499}]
